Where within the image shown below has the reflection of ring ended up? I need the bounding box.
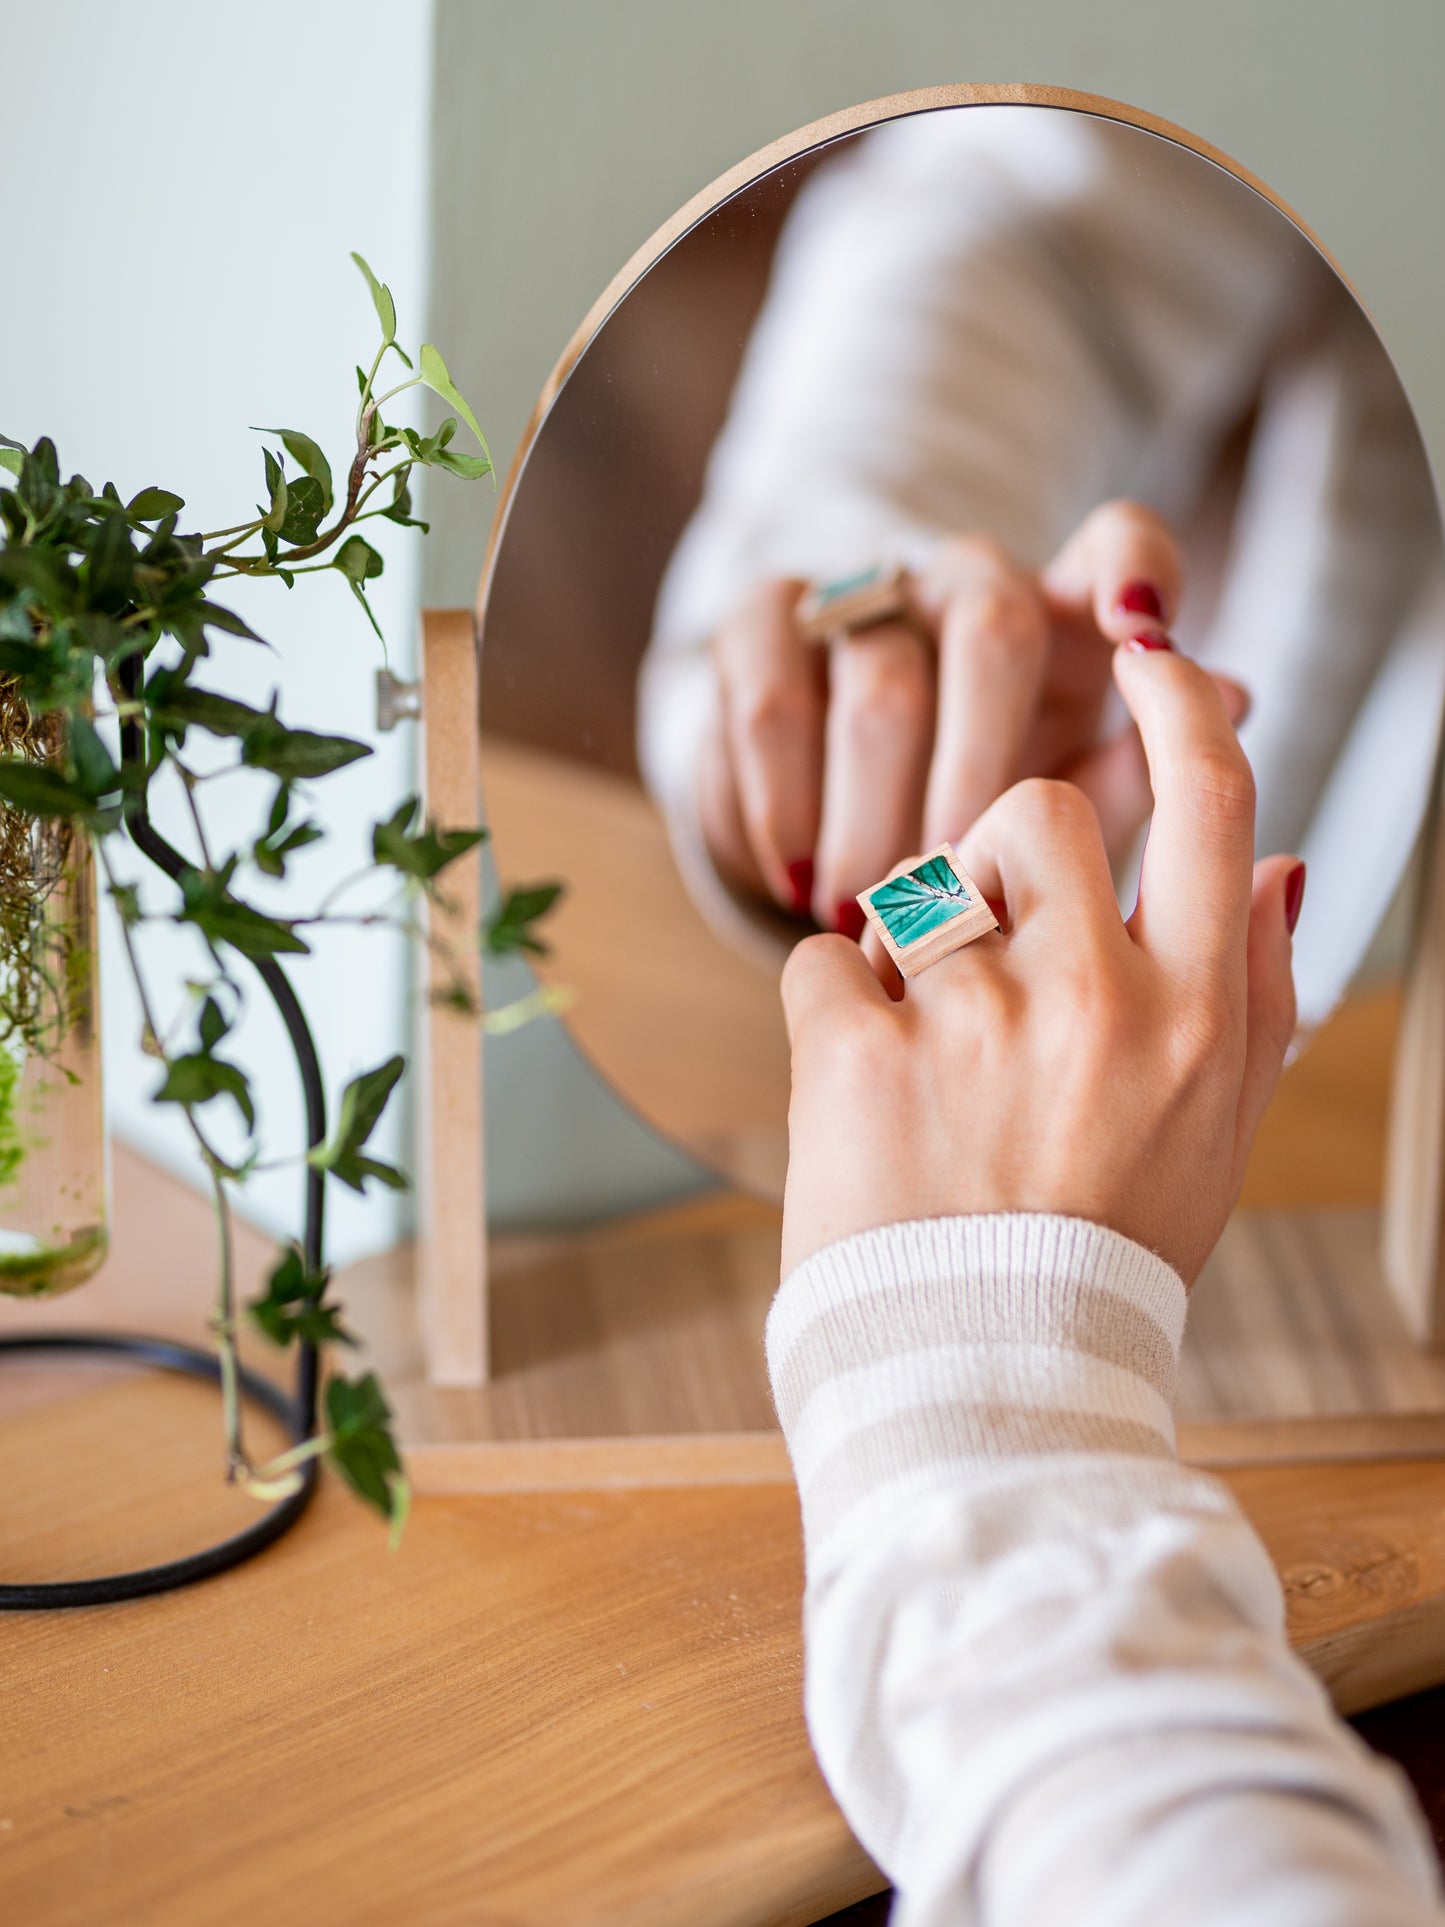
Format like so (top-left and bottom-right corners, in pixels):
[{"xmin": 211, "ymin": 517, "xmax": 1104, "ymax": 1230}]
[
  {"xmin": 795, "ymin": 562, "xmax": 909, "ymax": 644},
  {"xmin": 857, "ymin": 842, "xmax": 999, "ymax": 978}
]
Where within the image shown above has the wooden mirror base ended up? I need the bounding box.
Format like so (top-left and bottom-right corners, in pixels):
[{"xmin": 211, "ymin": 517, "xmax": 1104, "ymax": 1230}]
[
  {"xmin": 348, "ymin": 1192, "xmax": 1445, "ymax": 1497},
  {"xmin": 339, "ymin": 1187, "xmax": 1445, "ymax": 1718}
]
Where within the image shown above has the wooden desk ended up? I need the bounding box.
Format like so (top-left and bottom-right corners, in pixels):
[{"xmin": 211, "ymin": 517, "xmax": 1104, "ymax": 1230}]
[{"xmin": 5, "ymin": 1111, "xmax": 1445, "ymax": 1924}]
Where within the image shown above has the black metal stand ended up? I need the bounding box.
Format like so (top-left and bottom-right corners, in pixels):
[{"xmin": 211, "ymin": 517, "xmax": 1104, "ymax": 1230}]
[
  {"xmin": 0, "ymin": 1332, "xmax": 317, "ymax": 1608},
  {"xmin": 0, "ymin": 663, "xmax": 328, "ymax": 1609}
]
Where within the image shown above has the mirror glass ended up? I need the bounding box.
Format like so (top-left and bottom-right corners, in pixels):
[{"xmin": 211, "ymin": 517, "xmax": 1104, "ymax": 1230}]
[{"xmin": 478, "ymin": 102, "xmax": 1445, "ymax": 1198}]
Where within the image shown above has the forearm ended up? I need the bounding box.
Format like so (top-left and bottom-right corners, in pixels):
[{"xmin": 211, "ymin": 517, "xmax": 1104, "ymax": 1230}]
[{"xmin": 766, "ymin": 1216, "xmax": 1440, "ymax": 1926}]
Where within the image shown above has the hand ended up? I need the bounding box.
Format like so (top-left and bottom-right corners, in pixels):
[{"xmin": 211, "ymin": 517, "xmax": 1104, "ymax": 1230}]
[
  {"xmin": 698, "ymin": 501, "xmax": 1248, "ymax": 938},
  {"xmin": 778, "ymin": 642, "xmax": 1302, "ymax": 1285}
]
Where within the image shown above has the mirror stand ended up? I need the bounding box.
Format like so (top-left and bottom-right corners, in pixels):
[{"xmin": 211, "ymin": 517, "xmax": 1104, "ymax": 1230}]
[
  {"xmin": 1383, "ymin": 745, "xmax": 1445, "ymax": 1339},
  {"xmin": 337, "ymin": 610, "xmax": 1445, "ymax": 1490}
]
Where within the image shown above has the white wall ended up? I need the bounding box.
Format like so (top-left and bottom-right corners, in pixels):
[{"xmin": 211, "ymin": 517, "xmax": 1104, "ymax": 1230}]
[{"xmin": 2, "ymin": 0, "xmax": 436, "ymax": 1262}]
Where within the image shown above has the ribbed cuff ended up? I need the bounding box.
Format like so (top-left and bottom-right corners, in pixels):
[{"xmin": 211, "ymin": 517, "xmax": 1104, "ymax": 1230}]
[{"xmin": 765, "ymin": 1215, "xmax": 1188, "ymax": 1544}]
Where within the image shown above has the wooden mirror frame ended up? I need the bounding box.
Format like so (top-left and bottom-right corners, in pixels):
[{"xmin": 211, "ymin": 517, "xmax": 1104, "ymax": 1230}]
[{"xmin": 413, "ymin": 82, "xmax": 1445, "ymax": 1391}]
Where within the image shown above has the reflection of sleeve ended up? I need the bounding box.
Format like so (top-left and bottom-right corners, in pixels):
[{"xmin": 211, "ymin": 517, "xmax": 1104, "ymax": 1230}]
[
  {"xmin": 1189, "ymin": 297, "xmax": 1443, "ymax": 1025},
  {"xmin": 638, "ymin": 109, "xmax": 1299, "ymax": 859},
  {"xmin": 767, "ymin": 1217, "xmax": 1442, "ymax": 1927}
]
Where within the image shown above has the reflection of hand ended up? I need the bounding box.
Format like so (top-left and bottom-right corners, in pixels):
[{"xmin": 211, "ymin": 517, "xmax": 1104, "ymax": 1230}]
[
  {"xmin": 699, "ymin": 501, "xmax": 1248, "ymax": 938},
  {"xmin": 778, "ymin": 643, "xmax": 1302, "ymax": 1285}
]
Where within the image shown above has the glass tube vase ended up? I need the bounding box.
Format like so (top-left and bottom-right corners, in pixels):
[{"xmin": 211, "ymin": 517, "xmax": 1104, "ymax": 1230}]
[{"xmin": 0, "ymin": 691, "xmax": 108, "ymax": 1297}]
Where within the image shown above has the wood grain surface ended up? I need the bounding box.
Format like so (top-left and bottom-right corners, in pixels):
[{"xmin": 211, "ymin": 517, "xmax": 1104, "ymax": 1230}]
[
  {"xmin": 3, "ymin": 1357, "xmax": 1444, "ymax": 1923},
  {"xmin": 418, "ymin": 607, "xmax": 488, "ymax": 1384},
  {"xmin": 0, "ymin": 931, "xmax": 1441, "ymax": 1921},
  {"xmin": 0, "ymin": 1386, "xmax": 877, "ymax": 1927}
]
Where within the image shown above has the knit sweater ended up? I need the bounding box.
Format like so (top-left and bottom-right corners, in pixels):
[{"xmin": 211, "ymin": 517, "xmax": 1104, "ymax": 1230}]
[{"xmin": 765, "ymin": 1215, "xmax": 1442, "ymax": 1925}]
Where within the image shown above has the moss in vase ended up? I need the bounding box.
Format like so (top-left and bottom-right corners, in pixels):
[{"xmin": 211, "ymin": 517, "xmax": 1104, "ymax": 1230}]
[{"xmin": 0, "ymin": 1221, "xmax": 107, "ymax": 1297}]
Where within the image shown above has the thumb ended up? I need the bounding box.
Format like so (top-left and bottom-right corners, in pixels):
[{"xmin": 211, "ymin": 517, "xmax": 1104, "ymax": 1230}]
[
  {"xmin": 780, "ymin": 931, "xmax": 889, "ymax": 1049},
  {"xmin": 1233, "ymin": 855, "xmax": 1304, "ymax": 1179}
]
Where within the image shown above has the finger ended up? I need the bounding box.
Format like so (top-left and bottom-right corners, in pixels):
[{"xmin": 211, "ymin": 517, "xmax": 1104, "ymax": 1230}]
[
  {"xmin": 1041, "ymin": 499, "xmax": 1185, "ymax": 645},
  {"xmin": 859, "ymin": 921, "xmax": 906, "ymax": 1000},
  {"xmin": 696, "ymin": 705, "xmax": 771, "ymax": 900},
  {"xmin": 1113, "ymin": 641, "xmax": 1257, "ymax": 987},
  {"xmin": 1234, "ymin": 856, "xmax": 1304, "ymax": 1179},
  {"xmin": 713, "ymin": 578, "xmax": 827, "ymax": 913},
  {"xmin": 1062, "ymin": 673, "xmax": 1252, "ymax": 861},
  {"xmin": 780, "ymin": 930, "xmax": 892, "ymax": 1047},
  {"xmin": 814, "ymin": 624, "xmax": 933, "ymax": 933},
  {"xmin": 910, "ymin": 538, "xmax": 1050, "ymax": 847},
  {"xmin": 951, "ymin": 777, "xmax": 1122, "ymax": 953}
]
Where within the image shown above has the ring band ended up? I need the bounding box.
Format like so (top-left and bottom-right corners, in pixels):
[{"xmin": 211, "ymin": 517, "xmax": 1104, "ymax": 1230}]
[
  {"xmin": 795, "ymin": 562, "xmax": 908, "ymax": 644},
  {"xmin": 857, "ymin": 843, "xmax": 999, "ymax": 978}
]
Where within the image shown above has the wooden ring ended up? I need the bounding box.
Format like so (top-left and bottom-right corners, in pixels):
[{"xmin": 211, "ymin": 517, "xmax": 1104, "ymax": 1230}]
[{"xmin": 856, "ymin": 843, "xmax": 999, "ymax": 979}]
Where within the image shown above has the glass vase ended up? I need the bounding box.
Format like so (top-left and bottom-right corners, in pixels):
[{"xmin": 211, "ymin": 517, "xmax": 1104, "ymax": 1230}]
[{"xmin": 0, "ymin": 689, "xmax": 108, "ymax": 1297}]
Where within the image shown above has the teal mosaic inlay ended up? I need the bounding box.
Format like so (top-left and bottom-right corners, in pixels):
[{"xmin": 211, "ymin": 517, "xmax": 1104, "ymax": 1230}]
[
  {"xmin": 867, "ymin": 853, "xmax": 972, "ymax": 948},
  {"xmin": 813, "ymin": 563, "xmax": 887, "ymax": 608}
]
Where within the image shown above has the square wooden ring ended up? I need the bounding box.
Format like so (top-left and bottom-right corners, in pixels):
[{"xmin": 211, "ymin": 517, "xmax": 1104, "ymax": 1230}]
[
  {"xmin": 857, "ymin": 843, "xmax": 999, "ymax": 978},
  {"xmin": 795, "ymin": 563, "xmax": 908, "ymax": 644}
]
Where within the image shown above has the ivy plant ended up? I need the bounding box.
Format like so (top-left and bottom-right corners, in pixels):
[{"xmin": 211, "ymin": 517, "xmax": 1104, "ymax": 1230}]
[{"xmin": 0, "ymin": 256, "xmax": 562, "ymax": 1536}]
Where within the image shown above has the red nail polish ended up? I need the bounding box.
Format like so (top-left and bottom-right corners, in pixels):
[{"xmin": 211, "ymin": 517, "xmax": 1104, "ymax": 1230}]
[
  {"xmin": 1284, "ymin": 861, "xmax": 1306, "ymax": 936},
  {"xmin": 835, "ymin": 899, "xmax": 866, "ymax": 942},
  {"xmin": 1116, "ymin": 581, "xmax": 1164, "ymax": 621},
  {"xmin": 1124, "ymin": 633, "xmax": 1175, "ymax": 653},
  {"xmin": 786, "ymin": 858, "xmax": 815, "ymax": 917}
]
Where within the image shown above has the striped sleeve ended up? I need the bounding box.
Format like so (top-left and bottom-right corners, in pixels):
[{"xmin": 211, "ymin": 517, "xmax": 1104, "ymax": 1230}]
[{"xmin": 766, "ymin": 1214, "xmax": 1441, "ymax": 1927}]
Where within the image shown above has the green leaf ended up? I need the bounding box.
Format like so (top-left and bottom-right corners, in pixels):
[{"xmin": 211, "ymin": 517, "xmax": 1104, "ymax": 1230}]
[
  {"xmin": 334, "ymin": 534, "xmax": 384, "ymax": 584},
  {"xmin": 428, "ymin": 447, "xmax": 494, "ymax": 480},
  {"xmin": 68, "ymin": 715, "xmax": 119, "ymax": 799},
  {"xmin": 325, "ymin": 1371, "xmax": 406, "ymax": 1530},
  {"xmin": 178, "ymin": 868, "xmax": 310, "ymax": 959},
  {"xmin": 241, "ymin": 708, "xmax": 371, "ymax": 781},
  {"xmin": 380, "ymin": 473, "xmax": 428, "ymax": 532},
  {"xmin": 0, "ymin": 760, "xmax": 95, "ymax": 817},
  {"xmin": 0, "ymin": 448, "xmax": 23, "ymax": 480},
  {"xmin": 153, "ymin": 1051, "xmax": 256, "ymax": 1132},
  {"xmin": 307, "ymin": 1055, "xmax": 408, "ymax": 1194},
  {"xmin": 253, "ymin": 429, "xmax": 333, "ymax": 515},
  {"xmin": 84, "ymin": 512, "xmax": 136, "ymax": 611},
  {"xmin": 485, "ymin": 880, "xmax": 564, "ymax": 957},
  {"xmin": 148, "ymin": 679, "xmax": 265, "ymax": 742},
  {"xmin": 417, "ymin": 344, "xmax": 492, "ymax": 474},
  {"xmin": 198, "ymin": 994, "xmax": 228, "ymax": 1053},
  {"xmin": 249, "ymin": 1246, "xmax": 355, "ymax": 1350},
  {"xmin": 372, "ymin": 796, "xmax": 486, "ymax": 883},
  {"xmin": 334, "ymin": 536, "xmax": 386, "ymax": 644},
  {"xmin": 254, "ymin": 787, "xmax": 324, "ymax": 878},
  {"xmin": 127, "ymin": 486, "xmax": 186, "ymax": 519},
  {"xmin": 109, "ymin": 881, "xmax": 141, "ymax": 926},
  {"xmin": 261, "ymin": 447, "xmax": 289, "ymax": 533},
  {"xmin": 196, "ymin": 602, "xmax": 264, "ymax": 644},
  {"xmin": 351, "ymin": 252, "xmax": 396, "ymax": 346},
  {"xmin": 276, "ymin": 475, "xmax": 325, "ymax": 546}
]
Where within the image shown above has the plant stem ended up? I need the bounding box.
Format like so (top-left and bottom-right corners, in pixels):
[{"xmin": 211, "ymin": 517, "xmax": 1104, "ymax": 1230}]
[
  {"xmin": 205, "ymin": 1159, "xmax": 249, "ymax": 1480},
  {"xmin": 174, "ymin": 762, "xmax": 216, "ymax": 871},
  {"xmin": 96, "ymin": 836, "xmax": 255, "ymax": 1472}
]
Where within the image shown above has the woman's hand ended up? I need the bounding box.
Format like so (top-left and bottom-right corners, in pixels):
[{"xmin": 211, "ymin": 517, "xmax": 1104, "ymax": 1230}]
[
  {"xmin": 779, "ymin": 642, "xmax": 1302, "ymax": 1285},
  {"xmin": 699, "ymin": 501, "xmax": 1247, "ymax": 937}
]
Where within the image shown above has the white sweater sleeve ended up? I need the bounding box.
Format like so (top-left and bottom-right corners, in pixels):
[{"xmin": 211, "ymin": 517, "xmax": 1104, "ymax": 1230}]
[{"xmin": 765, "ymin": 1216, "xmax": 1442, "ymax": 1926}]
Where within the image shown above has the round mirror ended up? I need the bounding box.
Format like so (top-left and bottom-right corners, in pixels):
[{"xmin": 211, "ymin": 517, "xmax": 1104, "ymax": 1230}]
[{"xmin": 477, "ymin": 87, "xmax": 1445, "ymax": 1197}]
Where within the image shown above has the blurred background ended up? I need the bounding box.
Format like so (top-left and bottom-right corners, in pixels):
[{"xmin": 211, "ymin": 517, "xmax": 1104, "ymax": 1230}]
[{"xmin": 5, "ymin": 0, "xmax": 1445, "ymax": 1258}]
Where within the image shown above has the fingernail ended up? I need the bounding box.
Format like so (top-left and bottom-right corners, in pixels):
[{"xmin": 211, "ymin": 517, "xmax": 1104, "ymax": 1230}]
[
  {"xmin": 1124, "ymin": 632, "xmax": 1175, "ymax": 653},
  {"xmin": 1116, "ymin": 581, "xmax": 1164, "ymax": 621},
  {"xmin": 786, "ymin": 858, "xmax": 815, "ymax": 917},
  {"xmin": 1284, "ymin": 861, "xmax": 1306, "ymax": 936},
  {"xmin": 835, "ymin": 899, "xmax": 866, "ymax": 942}
]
